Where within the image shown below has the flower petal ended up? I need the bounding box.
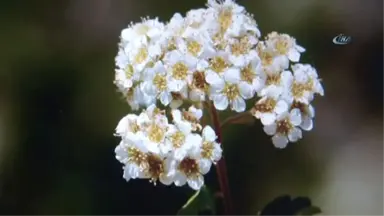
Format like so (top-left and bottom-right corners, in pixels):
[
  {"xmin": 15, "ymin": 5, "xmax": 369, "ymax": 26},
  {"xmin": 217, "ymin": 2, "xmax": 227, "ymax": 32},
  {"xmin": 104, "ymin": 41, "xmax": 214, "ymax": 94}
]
[
  {"xmin": 289, "ymin": 108, "xmax": 302, "ymax": 126},
  {"xmin": 260, "ymin": 113, "xmax": 276, "ymax": 125},
  {"xmin": 205, "ymin": 71, "xmax": 222, "ymax": 85},
  {"xmin": 159, "ymin": 92, "xmax": 171, "ymax": 106},
  {"xmin": 274, "ymin": 100, "xmax": 288, "ymax": 114},
  {"xmin": 213, "ymin": 94, "xmax": 229, "ymax": 110},
  {"xmin": 288, "ymin": 127, "xmax": 302, "ymax": 142},
  {"xmin": 231, "ymin": 97, "xmax": 246, "ymax": 112},
  {"xmin": 263, "ymin": 123, "xmax": 277, "ymax": 135},
  {"xmin": 224, "ymin": 68, "xmax": 241, "ymax": 84},
  {"xmin": 199, "ymin": 159, "xmax": 212, "ymax": 175},
  {"xmin": 187, "ymin": 175, "xmax": 204, "ymax": 190},
  {"xmin": 300, "ymin": 116, "xmax": 313, "ymax": 131},
  {"xmin": 272, "ymin": 134, "xmax": 289, "ymax": 149},
  {"xmin": 174, "ymin": 172, "xmax": 187, "ymax": 186},
  {"xmin": 202, "ymin": 126, "xmax": 217, "ymax": 142},
  {"xmin": 288, "ymin": 49, "xmax": 300, "ymax": 62},
  {"xmin": 123, "ymin": 164, "xmax": 140, "ymax": 180},
  {"xmin": 239, "ymin": 82, "xmax": 254, "ymax": 99}
]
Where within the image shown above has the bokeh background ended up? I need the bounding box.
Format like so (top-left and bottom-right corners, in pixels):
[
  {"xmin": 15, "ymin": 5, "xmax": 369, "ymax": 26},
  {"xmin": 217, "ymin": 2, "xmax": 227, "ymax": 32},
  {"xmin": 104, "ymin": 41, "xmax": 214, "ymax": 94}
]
[{"xmin": 0, "ymin": 0, "xmax": 382, "ymax": 214}]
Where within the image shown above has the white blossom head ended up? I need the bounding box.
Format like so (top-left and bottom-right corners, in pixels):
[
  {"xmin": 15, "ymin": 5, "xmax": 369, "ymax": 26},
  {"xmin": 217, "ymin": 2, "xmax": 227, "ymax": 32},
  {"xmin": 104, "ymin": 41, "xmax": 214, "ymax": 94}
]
[{"xmin": 113, "ymin": 0, "xmax": 325, "ymax": 189}]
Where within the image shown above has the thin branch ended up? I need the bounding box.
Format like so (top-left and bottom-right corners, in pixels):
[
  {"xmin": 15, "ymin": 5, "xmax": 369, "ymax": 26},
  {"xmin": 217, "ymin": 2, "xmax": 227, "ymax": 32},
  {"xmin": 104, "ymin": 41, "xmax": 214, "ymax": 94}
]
[
  {"xmin": 220, "ymin": 111, "xmax": 254, "ymax": 129},
  {"xmin": 207, "ymin": 102, "xmax": 234, "ymax": 215}
]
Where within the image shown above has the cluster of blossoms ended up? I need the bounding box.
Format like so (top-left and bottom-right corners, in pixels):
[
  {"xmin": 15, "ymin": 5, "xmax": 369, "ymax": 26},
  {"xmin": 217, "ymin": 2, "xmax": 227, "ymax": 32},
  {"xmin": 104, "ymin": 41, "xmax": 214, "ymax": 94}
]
[
  {"xmin": 114, "ymin": 0, "xmax": 324, "ymax": 189},
  {"xmin": 115, "ymin": 105, "xmax": 222, "ymax": 190}
]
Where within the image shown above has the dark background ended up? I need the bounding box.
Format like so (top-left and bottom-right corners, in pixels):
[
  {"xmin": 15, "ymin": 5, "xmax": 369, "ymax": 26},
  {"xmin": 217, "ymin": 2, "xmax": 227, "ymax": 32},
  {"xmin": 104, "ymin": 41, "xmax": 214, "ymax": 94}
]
[{"xmin": 0, "ymin": 0, "xmax": 382, "ymax": 214}]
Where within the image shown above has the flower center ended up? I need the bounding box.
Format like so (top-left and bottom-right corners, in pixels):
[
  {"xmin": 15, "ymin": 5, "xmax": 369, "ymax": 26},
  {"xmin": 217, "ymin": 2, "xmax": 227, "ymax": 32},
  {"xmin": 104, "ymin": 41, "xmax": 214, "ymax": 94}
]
[
  {"xmin": 218, "ymin": 8, "xmax": 233, "ymax": 32},
  {"xmin": 254, "ymin": 98, "xmax": 277, "ymax": 113},
  {"xmin": 182, "ymin": 111, "xmax": 198, "ymax": 123},
  {"xmin": 128, "ymin": 120, "xmax": 140, "ymax": 133},
  {"xmin": 210, "ymin": 57, "xmax": 228, "ymax": 73},
  {"xmin": 192, "ymin": 71, "xmax": 208, "ymax": 91},
  {"xmin": 291, "ymin": 101, "xmax": 308, "ymax": 115},
  {"xmin": 213, "ymin": 33, "xmax": 227, "ymax": 50},
  {"xmin": 258, "ymin": 45, "xmax": 274, "ymax": 66},
  {"xmin": 223, "ymin": 84, "xmax": 239, "ymax": 100},
  {"xmin": 167, "ymin": 38, "xmax": 177, "ymax": 51},
  {"xmin": 178, "ymin": 157, "xmax": 199, "ymax": 177},
  {"xmin": 171, "ymin": 92, "xmax": 184, "ymax": 101},
  {"xmin": 241, "ymin": 64, "xmax": 255, "ymax": 84},
  {"xmin": 231, "ymin": 36, "xmax": 251, "ymax": 56},
  {"xmin": 146, "ymin": 153, "xmax": 164, "ymax": 183},
  {"xmin": 266, "ymin": 73, "xmax": 281, "ymax": 86},
  {"xmin": 170, "ymin": 131, "xmax": 185, "ymax": 148},
  {"xmin": 148, "ymin": 124, "xmax": 165, "ymax": 143},
  {"xmin": 276, "ymin": 118, "xmax": 293, "ymax": 136},
  {"xmin": 134, "ymin": 47, "xmax": 148, "ymax": 64},
  {"xmin": 275, "ymin": 39, "xmax": 290, "ymax": 55},
  {"xmin": 153, "ymin": 74, "xmax": 167, "ymax": 91},
  {"xmin": 172, "ymin": 62, "xmax": 189, "ymax": 80},
  {"xmin": 127, "ymin": 147, "xmax": 147, "ymax": 167},
  {"xmin": 201, "ymin": 141, "xmax": 214, "ymax": 159},
  {"xmin": 291, "ymin": 82, "xmax": 307, "ymax": 98},
  {"xmin": 187, "ymin": 40, "xmax": 202, "ymax": 57},
  {"xmin": 125, "ymin": 64, "xmax": 134, "ymax": 78}
]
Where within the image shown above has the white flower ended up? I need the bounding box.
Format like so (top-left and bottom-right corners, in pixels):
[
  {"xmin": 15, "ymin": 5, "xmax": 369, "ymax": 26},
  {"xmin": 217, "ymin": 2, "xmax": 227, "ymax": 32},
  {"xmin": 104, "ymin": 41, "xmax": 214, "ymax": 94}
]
[
  {"xmin": 142, "ymin": 61, "xmax": 174, "ymax": 106},
  {"xmin": 169, "ymin": 85, "xmax": 188, "ymax": 109},
  {"xmin": 125, "ymin": 85, "xmax": 153, "ymax": 111},
  {"xmin": 205, "ymin": 51, "xmax": 230, "ymax": 79},
  {"xmin": 166, "ymin": 13, "xmax": 185, "ymax": 37},
  {"xmin": 126, "ymin": 44, "xmax": 152, "ymax": 72},
  {"xmin": 163, "ymin": 50, "xmax": 196, "ymax": 92},
  {"xmin": 263, "ymin": 108, "xmax": 303, "ymax": 148},
  {"xmin": 208, "ymin": 68, "xmax": 249, "ymax": 112},
  {"xmin": 252, "ymin": 96, "xmax": 289, "ymax": 126},
  {"xmin": 196, "ymin": 126, "xmax": 222, "ymax": 168},
  {"xmin": 239, "ymin": 57, "xmax": 264, "ymax": 98},
  {"xmin": 165, "ymin": 124, "xmax": 201, "ymax": 160},
  {"xmin": 172, "ymin": 106, "xmax": 203, "ymax": 132},
  {"xmin": 183, "ymin": 9, "xmax": 213, "ymax": 36},
  {"xmin": 189, "ymin": 71, "xmax": 209, "ymax": 102},
  {"xmin": 177, "ymin": 31, "xmax": 216, "ymax": 62},
  {"xmin": 115, "ymin": 114, "xmax": 140, "ymax": 137},
  {"xmin": 292, "ymin": 63, "xmax": 324, "ymax": 96},
  {"xmin": 207, "ymin": 0, "xmax": 258, "ymax": 37},
  {"xmin": 290, "ymin": 101, "xmax": 315, "ymax": 131},
  {"xmin": 226, "ymin": 35, "xmax": 259, "ymax": 67},
  {"xmin": 283, "ymin": 64, "xmax": 324, "ymax": 104},
  {"xmin": 259, "ymin": 68, "xmax": 292, "ymax": 98},
  {"xmin": 143, "ymin": 152, "xmax": 174, "ymax": 185},
  {"xmin": 265, "ymin": 31, "xmax": 305, "ymax": 62},
  {"xmin": 121, "ymin": 17, "xmax": 165, "ymax": 46},
  {"xmin": 257, "ymin": 41, "xmax": 289, "ymax": 71},
  {"xmin": 115, "ymin": 132, "xmax": 149, "ymax": 181},
  {"xmin": 125, "ymin": 106, "xmax": 170, "ymax": 156},
  {"xmin": 167, "ymin": 144, "xmax": 208, "ymax": 190}
]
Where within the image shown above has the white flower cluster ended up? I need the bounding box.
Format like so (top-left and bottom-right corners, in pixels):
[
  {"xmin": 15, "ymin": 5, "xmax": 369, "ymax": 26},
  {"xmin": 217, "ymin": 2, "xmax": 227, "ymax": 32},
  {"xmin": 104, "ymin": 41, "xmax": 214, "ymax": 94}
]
[
  {"xmin": 251, "ymin": 33, "xmax": 324, "ymax": 148},
  {"xmin": 115, "ymin": 105, "xmax": 222, "ymax": 190},
  {"xmin": 114, "ymin": 0, "xmax": 324, "ymax": 187},
  {"xmin": 114, "ymin": 0, "xmax": 264, "ymax": 111}
]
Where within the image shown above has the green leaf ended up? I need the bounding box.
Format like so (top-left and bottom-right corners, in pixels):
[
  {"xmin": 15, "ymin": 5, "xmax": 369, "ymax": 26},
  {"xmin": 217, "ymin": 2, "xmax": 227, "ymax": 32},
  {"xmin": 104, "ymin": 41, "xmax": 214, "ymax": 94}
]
[
  {"xmin": 295, "ymin": 206, "xmax": 322, "ymax": 215},
  {"xmin": 177, "ymin": 185, "xmax": 216, "ymax": 215}
]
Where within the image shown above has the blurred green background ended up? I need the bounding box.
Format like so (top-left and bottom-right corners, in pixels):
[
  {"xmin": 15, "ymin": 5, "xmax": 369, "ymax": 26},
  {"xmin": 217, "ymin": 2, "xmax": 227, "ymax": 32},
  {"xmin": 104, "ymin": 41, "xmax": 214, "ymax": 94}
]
[{"xmin": 0, "ymin": 0, "xmax": 382, "ymax": 214}]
